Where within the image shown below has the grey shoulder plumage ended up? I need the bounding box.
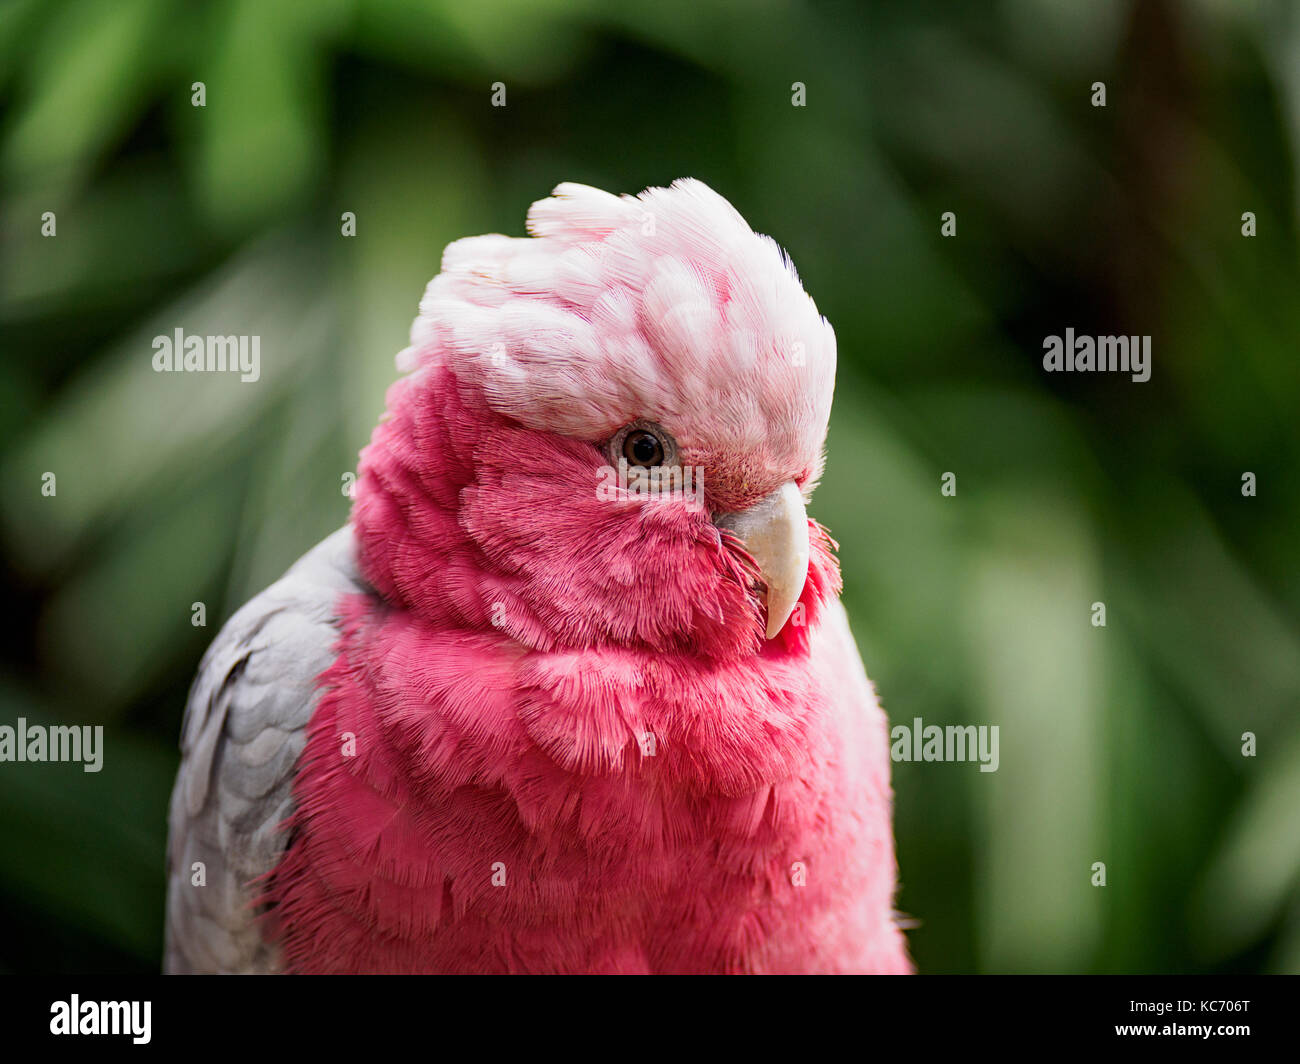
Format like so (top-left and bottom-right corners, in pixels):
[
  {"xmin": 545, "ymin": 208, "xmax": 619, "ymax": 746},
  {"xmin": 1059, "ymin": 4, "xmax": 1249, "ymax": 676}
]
[{"xmin": 164, "ymin": 526, "xmax": 369, "ymax": 974}]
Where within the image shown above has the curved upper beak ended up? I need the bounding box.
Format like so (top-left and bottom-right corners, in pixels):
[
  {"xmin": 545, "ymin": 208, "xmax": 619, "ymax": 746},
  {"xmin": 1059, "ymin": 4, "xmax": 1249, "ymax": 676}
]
[{"xmin": 713, "ymin": 481, "xmax": 810, "ymax": 639}]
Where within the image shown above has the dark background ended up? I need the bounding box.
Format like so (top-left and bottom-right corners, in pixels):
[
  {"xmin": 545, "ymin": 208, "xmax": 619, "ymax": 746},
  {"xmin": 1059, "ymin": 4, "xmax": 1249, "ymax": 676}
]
[{"xmin": 1, "ymin": 0, "xmax": 1298, "ymax": 973}]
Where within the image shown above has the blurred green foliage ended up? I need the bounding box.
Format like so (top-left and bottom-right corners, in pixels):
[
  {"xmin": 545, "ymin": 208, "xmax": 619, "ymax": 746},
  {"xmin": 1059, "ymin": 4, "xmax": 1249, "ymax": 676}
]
[{"xmin": 1, "ymin": 0, "xmax": 1297, "ymax": 973}]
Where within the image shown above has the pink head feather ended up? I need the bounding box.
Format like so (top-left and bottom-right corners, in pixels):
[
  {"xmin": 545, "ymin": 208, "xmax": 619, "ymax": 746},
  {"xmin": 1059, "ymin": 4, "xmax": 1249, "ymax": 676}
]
[{"xmin": 398, "ymin": 178, "xmax": 836, "ymax": 513}]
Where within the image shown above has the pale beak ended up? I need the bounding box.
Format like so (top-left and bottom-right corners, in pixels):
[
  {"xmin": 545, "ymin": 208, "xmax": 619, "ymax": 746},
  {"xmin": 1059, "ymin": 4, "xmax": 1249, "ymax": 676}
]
[{"xmin": 713, "ymin": 481, "xmax": 810, "ymax": 639}]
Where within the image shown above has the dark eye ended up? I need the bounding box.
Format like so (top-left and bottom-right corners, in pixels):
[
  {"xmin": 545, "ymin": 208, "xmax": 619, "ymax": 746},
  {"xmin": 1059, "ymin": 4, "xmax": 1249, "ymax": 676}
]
[{"xmin": 623, "ymin": 430, "xmax": 665, "ymax": 467}]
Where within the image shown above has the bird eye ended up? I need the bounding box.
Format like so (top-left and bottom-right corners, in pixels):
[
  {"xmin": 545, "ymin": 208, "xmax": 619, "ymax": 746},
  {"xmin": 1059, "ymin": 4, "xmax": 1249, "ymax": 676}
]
[{"xmin": 623, "ymin": 430, "xmax": 665, "ymax": 468}]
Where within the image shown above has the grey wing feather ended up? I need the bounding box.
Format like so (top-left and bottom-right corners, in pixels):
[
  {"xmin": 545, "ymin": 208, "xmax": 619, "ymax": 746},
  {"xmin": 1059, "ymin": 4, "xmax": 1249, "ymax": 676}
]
[{"xmin": 164, "ymin": 526, "xmax": 371, "ymax": 974}]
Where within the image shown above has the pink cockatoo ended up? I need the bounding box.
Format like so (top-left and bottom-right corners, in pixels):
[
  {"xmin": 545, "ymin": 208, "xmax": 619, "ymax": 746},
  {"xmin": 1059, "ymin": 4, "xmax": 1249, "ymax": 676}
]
[{"xmin": 165, "ymin": 178, "xmax": 911, "ymax": 974}]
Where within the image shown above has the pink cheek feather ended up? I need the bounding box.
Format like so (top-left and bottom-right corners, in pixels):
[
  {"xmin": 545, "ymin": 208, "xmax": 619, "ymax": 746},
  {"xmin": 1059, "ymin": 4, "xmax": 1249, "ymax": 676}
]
[{"xmin": 350, "ymin": 361, "xmax": 839, "ymax": 661}]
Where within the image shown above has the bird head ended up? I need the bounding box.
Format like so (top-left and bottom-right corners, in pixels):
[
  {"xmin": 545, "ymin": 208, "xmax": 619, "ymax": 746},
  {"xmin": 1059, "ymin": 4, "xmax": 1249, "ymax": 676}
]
[{"xmin": 353, "ymin": 179, "xmax": 842, "ymax": 661}]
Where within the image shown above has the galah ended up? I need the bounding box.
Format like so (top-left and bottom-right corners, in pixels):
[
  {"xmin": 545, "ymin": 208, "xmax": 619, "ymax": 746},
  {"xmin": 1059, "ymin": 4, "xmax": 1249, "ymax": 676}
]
[{"xmin": 165, "ymin": 178, "xmax": 911, "ymax": 974}]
